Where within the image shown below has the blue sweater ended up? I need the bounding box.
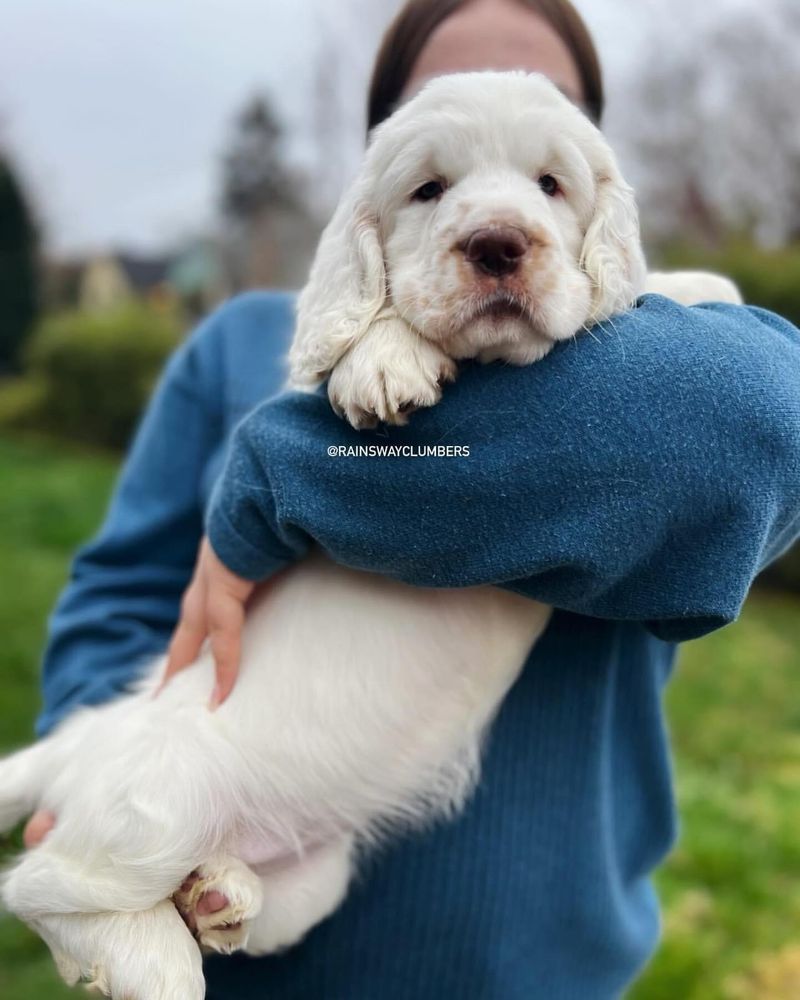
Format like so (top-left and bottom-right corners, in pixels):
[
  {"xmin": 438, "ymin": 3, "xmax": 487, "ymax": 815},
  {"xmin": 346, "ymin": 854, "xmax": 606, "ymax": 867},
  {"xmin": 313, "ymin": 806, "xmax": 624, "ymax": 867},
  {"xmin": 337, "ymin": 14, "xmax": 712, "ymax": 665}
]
[{"xmin": 40, "ymin": 291, "xmax": 800, "ymax": 999}]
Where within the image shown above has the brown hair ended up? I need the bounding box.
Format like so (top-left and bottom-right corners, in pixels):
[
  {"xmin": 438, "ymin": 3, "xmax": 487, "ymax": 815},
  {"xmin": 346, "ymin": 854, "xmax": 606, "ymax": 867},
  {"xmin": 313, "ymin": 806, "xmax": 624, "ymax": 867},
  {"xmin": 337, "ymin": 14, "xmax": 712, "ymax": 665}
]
[{"xmin": 367, "ymin": 0, "xmax": 604, "ymax": 131}]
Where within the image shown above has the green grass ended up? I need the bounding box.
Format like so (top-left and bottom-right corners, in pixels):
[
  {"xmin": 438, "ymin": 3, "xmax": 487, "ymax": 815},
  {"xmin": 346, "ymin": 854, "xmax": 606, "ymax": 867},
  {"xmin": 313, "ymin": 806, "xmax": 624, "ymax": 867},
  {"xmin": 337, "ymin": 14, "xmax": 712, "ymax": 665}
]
[
  {"xmin": 0, "ymin": 434, "xmax": 117, "ymax": 1000},
  {"xmin": 0, "ymin": 431, "xmax": 798, "ymax": 998},
  {"xmin": 633, "ymin": 593, "xmax": 800, "ymax": 1000}
]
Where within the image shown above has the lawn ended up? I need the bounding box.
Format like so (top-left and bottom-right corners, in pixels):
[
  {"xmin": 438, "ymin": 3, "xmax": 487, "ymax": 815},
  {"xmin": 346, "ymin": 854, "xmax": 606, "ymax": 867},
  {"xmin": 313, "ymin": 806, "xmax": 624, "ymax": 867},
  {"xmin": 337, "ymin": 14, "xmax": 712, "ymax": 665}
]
[
  {"xmin": 0, "ymin": 432, "xmax": 798, "ymax": 998},
  {"xmin": 0, "ymin": 434, "xmax": 117, "ymax": 999}
]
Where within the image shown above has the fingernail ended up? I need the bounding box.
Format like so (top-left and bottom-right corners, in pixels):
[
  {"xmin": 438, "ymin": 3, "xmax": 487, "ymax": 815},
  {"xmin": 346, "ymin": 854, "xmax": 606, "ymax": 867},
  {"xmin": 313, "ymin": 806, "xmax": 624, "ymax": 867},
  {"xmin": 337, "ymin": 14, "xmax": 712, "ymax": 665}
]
[{"xmin": 209, "ymin": 684, "xmax": 222, "ymax": 711}]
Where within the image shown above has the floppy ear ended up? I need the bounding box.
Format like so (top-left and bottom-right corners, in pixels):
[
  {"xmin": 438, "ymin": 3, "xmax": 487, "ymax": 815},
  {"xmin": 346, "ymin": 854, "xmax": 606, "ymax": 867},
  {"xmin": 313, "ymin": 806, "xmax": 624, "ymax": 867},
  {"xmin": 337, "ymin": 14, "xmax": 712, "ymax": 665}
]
[
  {"xmin": 289, "ymin": 172, "xmax": 388, "ymax": 389},
  {"xmin": 579, "ymin": 162, "xmax": 647, "ymax": 324}
]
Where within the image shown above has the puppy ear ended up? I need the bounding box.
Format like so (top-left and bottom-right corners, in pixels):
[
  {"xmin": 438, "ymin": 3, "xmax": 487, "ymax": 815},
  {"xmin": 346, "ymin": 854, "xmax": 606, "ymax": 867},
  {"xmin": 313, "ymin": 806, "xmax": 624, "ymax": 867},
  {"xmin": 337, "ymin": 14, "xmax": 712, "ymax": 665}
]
[
  {"xmin": 289, "ymin": 174, "xmax": 387, "ymax": 388},
  {"xmin": 580, "ymin": 163, "xmax": 647, "ymax": 324}
]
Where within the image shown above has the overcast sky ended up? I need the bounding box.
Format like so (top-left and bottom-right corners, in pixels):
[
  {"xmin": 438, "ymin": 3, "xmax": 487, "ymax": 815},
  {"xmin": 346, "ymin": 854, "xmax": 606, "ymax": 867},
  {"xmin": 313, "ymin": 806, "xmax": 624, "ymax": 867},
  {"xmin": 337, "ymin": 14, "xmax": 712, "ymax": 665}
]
[{"xmin": 0, "ymin": 0, "xmax": 734, "ymax": 256}]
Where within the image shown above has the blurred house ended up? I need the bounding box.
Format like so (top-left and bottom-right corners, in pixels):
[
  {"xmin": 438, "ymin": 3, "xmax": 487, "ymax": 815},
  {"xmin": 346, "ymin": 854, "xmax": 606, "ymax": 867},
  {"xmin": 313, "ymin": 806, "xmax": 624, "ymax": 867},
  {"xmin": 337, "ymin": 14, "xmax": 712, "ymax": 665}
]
[
  {"xmin": 79, "ymin": 252, "xmax": 175, "ymax": 313},
  {"xmin": 43, "ymin": 240, "xmax": 229, "ymax": 319}
]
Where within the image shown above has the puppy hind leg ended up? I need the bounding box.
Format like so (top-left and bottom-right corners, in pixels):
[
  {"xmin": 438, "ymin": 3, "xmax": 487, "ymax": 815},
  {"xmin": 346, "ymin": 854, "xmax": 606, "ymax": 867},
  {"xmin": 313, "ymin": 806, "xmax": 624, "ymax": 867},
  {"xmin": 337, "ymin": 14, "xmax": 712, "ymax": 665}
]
[
  {"xmin": 173, "ymin": 853, "xmax": 264, "ymax": 955},
  {"xmin": 33, "ymin": 901, "xmax": 204, "ymax": 1000},
  {"xmin": 2, "ymin": 826, "xmax": 208, "ymax": 920},
  {"xmin": 4, "ymin": 742, "xmax": 237, "ymax": 919}
]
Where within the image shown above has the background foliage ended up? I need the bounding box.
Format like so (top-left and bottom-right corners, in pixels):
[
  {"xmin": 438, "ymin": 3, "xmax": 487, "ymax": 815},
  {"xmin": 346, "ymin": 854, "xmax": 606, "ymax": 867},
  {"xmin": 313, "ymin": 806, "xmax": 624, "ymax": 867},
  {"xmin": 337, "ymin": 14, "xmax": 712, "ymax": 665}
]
[
  {"xmin": 0, "ymin": 156, "xmax": 40, "ymax": 372},
  {"xmin": 0, "ymin": 303, "xmax": 180, "ymax": 449},
  {"xmin": 661, "ymin": 240, "xmax": 800, "ymax": 330}
]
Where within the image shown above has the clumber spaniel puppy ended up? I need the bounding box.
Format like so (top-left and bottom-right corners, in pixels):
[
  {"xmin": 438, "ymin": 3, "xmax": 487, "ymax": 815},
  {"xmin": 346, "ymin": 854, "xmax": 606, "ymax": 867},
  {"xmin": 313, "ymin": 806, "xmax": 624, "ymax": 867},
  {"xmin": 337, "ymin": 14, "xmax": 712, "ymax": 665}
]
[
  {"xmin": 290, "ymin": 72, "xmax": 739, "ymax": 425},
  {"xmin": 0, "ymin": 72, "xmax": 739, "ymax": 999}
]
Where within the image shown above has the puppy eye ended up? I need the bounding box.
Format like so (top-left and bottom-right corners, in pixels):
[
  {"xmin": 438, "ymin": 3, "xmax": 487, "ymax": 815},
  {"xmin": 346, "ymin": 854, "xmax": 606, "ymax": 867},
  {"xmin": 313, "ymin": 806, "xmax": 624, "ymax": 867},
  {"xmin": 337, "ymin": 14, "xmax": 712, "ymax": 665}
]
[
  {"xmin": 538, "ymin": 174, "xmax": 560, "ymax": 197},
  {"xmin": 413, "ymin": 180, "xmax": 446, "ymax": 202}
]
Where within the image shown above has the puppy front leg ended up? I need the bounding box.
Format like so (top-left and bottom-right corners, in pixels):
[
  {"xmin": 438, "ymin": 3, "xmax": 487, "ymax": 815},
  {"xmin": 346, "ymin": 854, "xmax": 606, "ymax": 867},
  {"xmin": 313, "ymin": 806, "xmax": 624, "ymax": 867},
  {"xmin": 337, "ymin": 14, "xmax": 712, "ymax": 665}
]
[
  {"xmin": 244, "ymin": 835, "xmax": 355, "ymax": 955},
  {"xmin": 327, "ymin": 312, "xmax": 456, "ymax": 428}
]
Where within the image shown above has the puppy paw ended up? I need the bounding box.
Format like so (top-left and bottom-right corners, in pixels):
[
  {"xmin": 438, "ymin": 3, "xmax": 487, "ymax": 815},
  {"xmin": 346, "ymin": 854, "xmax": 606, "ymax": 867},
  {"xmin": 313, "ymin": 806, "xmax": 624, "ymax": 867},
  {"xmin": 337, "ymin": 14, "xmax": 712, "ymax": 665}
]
[
  {"xmin": 328, "ymin": 316, "xmax": 457, "ymax": 428},
  {"xmin": 173, "ymin": 856, "xmax": 263, "ymax": 955}
]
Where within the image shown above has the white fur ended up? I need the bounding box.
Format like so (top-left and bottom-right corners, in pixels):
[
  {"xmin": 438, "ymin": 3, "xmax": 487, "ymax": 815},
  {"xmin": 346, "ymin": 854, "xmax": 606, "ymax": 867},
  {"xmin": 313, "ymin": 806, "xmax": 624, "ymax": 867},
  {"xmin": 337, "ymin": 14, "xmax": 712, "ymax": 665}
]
[
  {"xmin": 0, "ymin": 73, "xmax": 740, "ymax": 999},
  {"xmin": 644, "ymin": 270, "xmax": 743, "ymax": 306}
]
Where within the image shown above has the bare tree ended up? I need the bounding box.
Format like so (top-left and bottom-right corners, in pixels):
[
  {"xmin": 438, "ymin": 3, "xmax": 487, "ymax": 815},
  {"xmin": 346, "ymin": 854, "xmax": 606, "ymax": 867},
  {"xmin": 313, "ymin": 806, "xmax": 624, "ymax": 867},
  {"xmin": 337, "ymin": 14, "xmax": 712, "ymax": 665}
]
[
  {"xmin": 623, "ymin": 0, "xmax": 800, "ymax": 247},
  {"xmin": 219, "ymin": 1, "xmax": 403, "ymax": 288},
  {"xmin": 222, "ymin": 97, "xmax": 295, "ymax": 223},
  {"xmin": 308, "ymin": 0, "xmax": 403, "ymax": 216},
  {"xmin": 220, "ymin": 95, "xmax": 318, "ymax": 289}
]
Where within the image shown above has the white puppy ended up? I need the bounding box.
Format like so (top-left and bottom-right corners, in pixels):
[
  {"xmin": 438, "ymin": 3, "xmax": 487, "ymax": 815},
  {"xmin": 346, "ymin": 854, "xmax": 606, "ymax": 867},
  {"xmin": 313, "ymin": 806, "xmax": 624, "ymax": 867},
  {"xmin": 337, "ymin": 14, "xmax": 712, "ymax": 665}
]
[
  {"xmin": 0, "ymin": 72, "xmax": 739, "ymax": 1000},
  {"xmin": 290, "ymin": 72, "xmax": 738, "ymax": 425}
]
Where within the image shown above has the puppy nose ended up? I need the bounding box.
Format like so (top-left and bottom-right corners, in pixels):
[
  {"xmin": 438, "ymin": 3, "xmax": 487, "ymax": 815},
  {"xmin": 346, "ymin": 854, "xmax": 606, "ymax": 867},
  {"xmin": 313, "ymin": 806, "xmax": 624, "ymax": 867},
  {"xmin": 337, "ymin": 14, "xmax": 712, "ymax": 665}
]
[{"xmin": 462, "ymin": 227, "xmax": 529, "ymax": 277}]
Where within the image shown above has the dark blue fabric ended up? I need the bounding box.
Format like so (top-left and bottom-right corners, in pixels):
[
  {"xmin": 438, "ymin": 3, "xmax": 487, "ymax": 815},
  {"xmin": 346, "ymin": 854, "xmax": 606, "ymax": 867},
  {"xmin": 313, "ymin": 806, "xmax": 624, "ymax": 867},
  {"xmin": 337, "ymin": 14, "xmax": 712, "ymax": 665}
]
[{"xmin": 39, "ymin": 291, "xmax": 800, "ymax": 999}]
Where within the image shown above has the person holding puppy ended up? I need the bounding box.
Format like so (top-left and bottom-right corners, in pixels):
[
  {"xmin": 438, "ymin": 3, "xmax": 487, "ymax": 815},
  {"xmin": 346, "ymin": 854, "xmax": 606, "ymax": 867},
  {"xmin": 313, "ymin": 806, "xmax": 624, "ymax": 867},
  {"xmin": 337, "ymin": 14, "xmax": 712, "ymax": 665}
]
[{"xmin": 27, "ymin": 1, "xmax": 800, "ymax": 998}]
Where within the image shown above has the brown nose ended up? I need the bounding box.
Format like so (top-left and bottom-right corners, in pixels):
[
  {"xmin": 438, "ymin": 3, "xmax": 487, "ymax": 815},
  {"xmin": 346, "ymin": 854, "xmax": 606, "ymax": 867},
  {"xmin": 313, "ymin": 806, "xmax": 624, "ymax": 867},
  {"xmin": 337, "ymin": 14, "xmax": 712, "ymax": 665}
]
[{"xmin": 462, "ymin": 227, "xmax": 529, "ymax": 277}]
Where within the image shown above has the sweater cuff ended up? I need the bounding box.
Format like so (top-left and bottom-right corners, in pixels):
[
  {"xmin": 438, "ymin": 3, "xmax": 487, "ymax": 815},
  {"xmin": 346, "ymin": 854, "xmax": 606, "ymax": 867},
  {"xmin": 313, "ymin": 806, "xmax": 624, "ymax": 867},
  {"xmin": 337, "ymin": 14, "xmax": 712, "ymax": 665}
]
[
  {"xmin": 207, "ymin": 503, "xmax": 292, "ymax": 581},
  {"xmin": 645, "ymin": 612, "xmax": 733, "ymax": 643}
]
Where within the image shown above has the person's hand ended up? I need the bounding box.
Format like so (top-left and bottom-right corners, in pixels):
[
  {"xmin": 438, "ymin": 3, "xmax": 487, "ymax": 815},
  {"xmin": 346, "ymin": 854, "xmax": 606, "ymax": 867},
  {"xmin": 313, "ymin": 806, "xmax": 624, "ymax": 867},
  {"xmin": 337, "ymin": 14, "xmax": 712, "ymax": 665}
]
[
  {"xmin": 23, "ymin": 809, "xmax": 56, "ymax": 848},
  {"xmin": 161, "ymin": 537, "xmax": 255, "ymax": 708}
]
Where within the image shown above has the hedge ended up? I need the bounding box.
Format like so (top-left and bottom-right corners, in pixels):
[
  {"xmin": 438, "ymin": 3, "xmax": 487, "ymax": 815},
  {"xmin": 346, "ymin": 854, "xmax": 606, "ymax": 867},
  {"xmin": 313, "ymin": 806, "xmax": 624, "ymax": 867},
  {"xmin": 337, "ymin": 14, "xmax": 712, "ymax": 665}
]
[
  {"xmin": 0, "ymin": 303, "xmax": 181, "ymax": 449},
  {"xmin": 659, "ymin": 239, "xmax": 800, "ymax": 327}
]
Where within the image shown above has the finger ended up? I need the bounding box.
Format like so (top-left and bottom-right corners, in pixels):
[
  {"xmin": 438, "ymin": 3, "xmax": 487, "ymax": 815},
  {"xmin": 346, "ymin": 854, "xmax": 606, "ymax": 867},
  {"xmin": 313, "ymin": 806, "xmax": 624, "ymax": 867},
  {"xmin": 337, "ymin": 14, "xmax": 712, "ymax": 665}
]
[
  {"xmin": 208, "ymin": 597, "xmax": 247, "ymax": 709},
  {"xmin": 158, "ymin": 588, "xmax": 208, "ymax": 693},
  {"xmin": 24, "ymin": 810, "xmax": 56, "ymax": 849},
  {"xmin": 209, "ymin": 630, "xmax": 242, "ymax": 709},
  {"xmin": 161, "ymin": 620, "xmax": 207, "ymax": 688}
]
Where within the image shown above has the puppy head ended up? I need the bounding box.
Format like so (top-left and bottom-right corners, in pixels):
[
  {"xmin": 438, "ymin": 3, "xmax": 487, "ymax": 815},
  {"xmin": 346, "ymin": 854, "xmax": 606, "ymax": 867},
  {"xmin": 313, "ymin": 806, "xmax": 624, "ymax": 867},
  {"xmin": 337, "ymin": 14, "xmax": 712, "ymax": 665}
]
[{"xmin": 290, "ymin": 71, "xmax": 646, "ymax": 385}]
